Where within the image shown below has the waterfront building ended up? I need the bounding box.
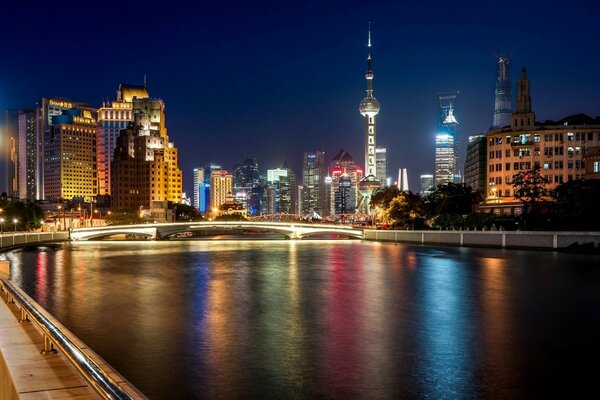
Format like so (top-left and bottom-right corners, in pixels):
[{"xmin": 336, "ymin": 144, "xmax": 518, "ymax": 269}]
[
  {"xmin": 266, "ymin": 163, "xmax": 297, "ymax": 215},
  {"xmin": 375, "ymin": 147, "xmax": 387, "ymax": 187},
  {"xmin": 301, "ymin": 150, "xmax": 326, "ymax": 217},
  {"xmin": 37, "ymin": 98, "xmax": 89, "ymax": 200},
  {"xmin": 209, "ymin": 169, "xmax": 233, "ymax": 211},
  {"xmin": 435, "ymin": 92, "xmax": 460, "ymax": 186},
  {"xmin": 97, "ymin": 83, "xmax": 149, "ymax": 196},
  {"xmin": 201, "ymin": 163, "xmax": 221, "ymax": 212},
  {"xmin": 397, "ymin": 168, "xmax": 409, "ymax": 191},
  {"xmin": 492, "ymin": 56, "xmax": 512, "ymax": 129},
  {"xmin": 484, "ymin": 68, "xmax": 600, "ymax": 214},
  {"xmin": 357, "ymin": 24, "xmax": 382, "ymax": 213},
  {"xmin": 111, "ymin": 97, "xmax": 183, "ymax": 211},
  {"xmin": 329, "ymin": 149, "xmax": 363, "ymax": 215},
  {"xmin": 464, "ymin": 134, "xmax": 487, "ymax": 193},
  {"xmin": 44, "ymin": 108, "xmax": 98, "ymax": 202},
  {"xmin": 420, "ymin": 174, "xmax": 434, "ymax": 196},
  {"xmin": 217, "ymin": 194, "xmax": 247, "ymax": 219}
]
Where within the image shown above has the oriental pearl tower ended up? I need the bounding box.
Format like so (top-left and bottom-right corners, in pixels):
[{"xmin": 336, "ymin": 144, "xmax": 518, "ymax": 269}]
[{"xmin": 357, "ymin": 23, "xmax": 381, "ymax": 215}]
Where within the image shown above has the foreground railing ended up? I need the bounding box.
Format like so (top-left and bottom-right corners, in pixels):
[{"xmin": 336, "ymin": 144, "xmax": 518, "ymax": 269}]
[{"xmin": 0, "ymin": 276, "xmax": 145, "ymax": 399}]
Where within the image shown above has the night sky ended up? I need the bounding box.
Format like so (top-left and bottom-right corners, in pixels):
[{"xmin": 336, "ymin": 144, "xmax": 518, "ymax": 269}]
[{"xmin": 2, "ymin": 0, "xmax": 600, "ymax": 196}]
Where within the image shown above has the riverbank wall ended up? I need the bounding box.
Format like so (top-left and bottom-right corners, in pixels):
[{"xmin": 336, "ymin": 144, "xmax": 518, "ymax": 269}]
[{"xmin": 364, "ymin": 229, "xmax": 600, "ymax": 250}]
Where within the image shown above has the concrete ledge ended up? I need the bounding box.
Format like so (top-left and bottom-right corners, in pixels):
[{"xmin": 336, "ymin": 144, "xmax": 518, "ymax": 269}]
[{"xmin": 365, "ymin": 229, "xmax": 600, "ymax": 250}]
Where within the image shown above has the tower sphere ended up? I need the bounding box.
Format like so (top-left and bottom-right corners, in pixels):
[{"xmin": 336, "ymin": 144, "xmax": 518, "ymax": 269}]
[{"xmin": 359, "ymin": 96, "xmax": 380, "ymax": 117}]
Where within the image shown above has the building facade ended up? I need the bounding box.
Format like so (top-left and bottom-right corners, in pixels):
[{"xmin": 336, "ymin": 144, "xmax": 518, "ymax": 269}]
[
  {"xmin": 484, "ymin": 69, "xmax": 600, "ymax": 213},
  {"xmin": 492, "ymin": 56, "xmax": 512, "ymax": 129},
  {"xmin": 375, "ymin": 147, "xmax": 387, "ymax": 187},
  {"xmin": 435, "ymin": 92, "xmax": 460, "ymax": 186},
  {"xmin": 464, "ymin": 134, "xmax": 487, "ymax": 193},
  {"xmin": 420, "ymin": 174, "xmax": 434, "ymax": 196},
  {"xmin": 329, "ymin": 149, "xmax": 363, "ymax": 216},
  {"xmin": 301, "ymin": 151, "xmax": 326, "ymax": 217},
  {"xmin": 266, "ymin": 163, "xmax": 297, "ymax": 215},
  {"xmin": 210, "ymin": 169, "xmax": 233, "ymax": 211},
  {"xmin": 97, "ymin": 83, "xmax": 149, "ymax": 196},
  {"xmin": 193, "ymin": 167, "xmax": 205, "ymax": 211},
  {"xmin": 233, "ymin": 158, "xmax": 261, "ymax": 215},
  {"xmin": 44, "ymin": 108, "xmax": 98, "ymax": 202},
  {"xmin": 111, "ymin": 97, "xmax": 182, "ymax": 210}
]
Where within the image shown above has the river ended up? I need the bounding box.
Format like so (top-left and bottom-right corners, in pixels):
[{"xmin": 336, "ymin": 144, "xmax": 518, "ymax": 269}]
[{"xmin": 5, "ymin": 240, "xmax": 600, "ymax": 399}]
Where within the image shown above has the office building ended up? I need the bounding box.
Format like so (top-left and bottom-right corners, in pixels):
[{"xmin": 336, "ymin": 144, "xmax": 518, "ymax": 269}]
[
  {"xmin": 420, "ymin": 174, "xmax": 434, "ymax": 196},
  {"xmin": 97, "ymin": 83, "xmax": 149, "ymax": 196},
  {"xmin": 233, "ymin": 157, "xmax": 261, "ymax": 215},
  {"xmin": 193, "ymin": 167, "xmax": 204, "ymax": 211},
  {"xmin": 464, "ymin": 134, "xmax": 487, "ymax": 193},
  {"xmin": 301, "ymin": 150, "xmax": 326, "ymax": 217},
  {"xmin": 44, "ymin": 108, "xmax": 98, "ymax": 202},
  {"xmin": 267, "ymin": 163, "xmax": 297, "ymax": 215},
  {"xmin": 375, "ymin": 147, "xmax": 387, "ymax": 187},
  {"xmin": 111, "ymin": 97, "xmax": 182, "ymax": 211},
  {"xmin": 210, "ymin": 169, "xmax": 233, "ymax": 210},
  {"xmin": 484, "ymin": 69, "xmax": 600, "ymax": 214},
  {"xmin": 329, "ymin": 149, "xmax": 363, "ymax": 215},
  {"xmin": 492, "ymin": 56, "xmax": 512, "ymax": 129},
  {"xmin": 435, "ymin": 92, "xmax": 460, "ymax": 186}
]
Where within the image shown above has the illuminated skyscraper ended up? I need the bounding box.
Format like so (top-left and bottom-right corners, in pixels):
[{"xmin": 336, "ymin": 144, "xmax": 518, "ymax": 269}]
[
  {"xmin": 330, "ymin": 149, "xmax": 363, "ymax": 215},
  {"xmin": 358, "ymin": 23, "xmax": 382, "ymax": 213},
  {"xmin": 464, "ymin": 134, "xmax": 487, "ymax": 193},
  {"xmin": 4, "ymin": 110, "xmax": 20, "ymax": 197},
  {"xmin": 111, "ymin": 97, "xmax": 182, "ymax": 211},
  {"xmin": 44, "ymin": 108, "xmax": 98, "ymax": 202},
  {"xmin": 233, "ymin": 157, "xmax": 260, "ymax": 215},
  {"xmin": 267, "ymin": 163, "xmax": 297, "ymax": 215},
  {"xmin": 193, "ymin": 167, "xmax": 204, "ymax": 211},
  {"xmin": 492, "ymin": 56, "xmax": 512, "ymax": 129},
  {"xmin": 97, "ymin": 83, "xmax": 149, "ymax": 196},
  {"xmin": 301, "ymin": 150, "xmax": 326, "ymax": 217},
  {"xmin": 435, "ymin": 92, "xmax": 460, "ymax": 186},
  {"xmin": 209, "ymin": 169, "xmax": 233, "ymax": 210},
  {"xmin": 375, "ymin": 147, "xmax": 387, "ymax": 187},
  {"xmin": 420, "ymin": 174, "xmax": 434, "ymax": 196}
]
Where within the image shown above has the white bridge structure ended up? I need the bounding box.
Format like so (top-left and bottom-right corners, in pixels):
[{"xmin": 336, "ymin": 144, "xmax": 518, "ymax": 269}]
[{"xmin": 70, "ymin": 221, "xmax": 364, "ymax": 241}]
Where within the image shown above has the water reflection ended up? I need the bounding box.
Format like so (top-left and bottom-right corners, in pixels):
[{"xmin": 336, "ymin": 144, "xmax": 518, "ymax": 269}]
[{"xmin": 6, "ymin": 241, "xmax": 600, "ymax": 399}]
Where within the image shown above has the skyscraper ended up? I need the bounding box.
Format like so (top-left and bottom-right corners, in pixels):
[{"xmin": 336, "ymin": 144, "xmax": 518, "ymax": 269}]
[
  {"xmin": 464, "ymin": 134, "xmax": 487, "ymax": 193},
  {"xmin": 358, "ymin": 24, "xmax": 382, "ymax": 213},
  {"xmin": 420, "ymin": 174, "xmax": 434, "ymax": 196},
  {"xmin": 37, "ymin": 98, "xmax": 89, "ymax": 200},
  {"xmin": 4, "ymin": 110, "xmax": 19, "ymax": 197},
  {"xmin": 375, "ymin": 147, "xmax": 387, "ymax": 187},
  {"xmin": 435, "ymin": 92, "xmax": 460, "ymax": 186},
  {"xmin": 492, "ymin": 56, "xmax": 512, "ymax": 129},
  {"xmin": 97, "ymin": 83, "xmax": 149, "ymax": 196},
  {"xmin": 44, "ymin": 108, "xmax": 98, "ymax": 202},
  {"xmin": 209, "ymin": 169, "xmax": 233, "ymax": 211},
  {"xmin": 233, "ymin": 157, "xmax": 260, "ymax": 215},
  {"xmin": 301, "ymin": 150, "xmax": 326, "ymax": 217},
  {"xmin": 330, "ymin": 149, "xmax": 363, "ymax": 216},
  {"xmin": 193, "ymin": 167, "xmax": 204, "ymax": 211},
  {"xmin": 111, "ymin": 97, "xmax": 182, "ymax": 211},
  {"xmin": 266, "ymin": 163, "xmax": 297, "ymax": 215}
]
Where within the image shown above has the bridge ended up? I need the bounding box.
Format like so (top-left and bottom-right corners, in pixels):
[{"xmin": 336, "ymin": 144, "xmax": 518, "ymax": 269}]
[
  {"xmin": 70, "ymin": 221, "xmax": 365, "ymax": 241},
  {"xmin": 0, "ymin": 232, "xmax": 70, "ymax": 251}
]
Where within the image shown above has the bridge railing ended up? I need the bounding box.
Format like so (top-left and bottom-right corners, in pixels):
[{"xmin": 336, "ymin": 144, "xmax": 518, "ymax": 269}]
[
  {"xmin": 0, "ymin": 231, "xmax": 70, "ymax": 250},
  {"xmin": 0, "ymin": 274, "xmax": 146, "ymax": 399}
]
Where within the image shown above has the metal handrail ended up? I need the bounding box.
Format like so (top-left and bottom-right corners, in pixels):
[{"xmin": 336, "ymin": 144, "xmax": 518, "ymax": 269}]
[{"xmin": 1, "ymin": 278, "xmax": 141, "ymax": 400}]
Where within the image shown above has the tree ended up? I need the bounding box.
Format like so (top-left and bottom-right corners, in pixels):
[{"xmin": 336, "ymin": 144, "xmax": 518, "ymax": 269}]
[
  {"xmin": 424, "ymin": 183, "xmax": 481, "ymax": 221},
  {"xmin": 104, "ymin": 210, "xmax": 144, "ymax": 225},
  {"xmin": 0, "ymin": 199, "xmax": 43, "ymax": 231},
  {"xmin": 384, "ymin": 191, "xmax": 425, "ymax": 229},
  {"xmin": 552, "ymin": 179, "xmax": 600, "ymax": 230},
  {"xmin": 175, "ymin": 204, "xmax": 203, "ymax": 221},
  {"xmin": 511, "ymin": 166, "xmax": 549, "ymax": 229},
  {"xmin": 512, "ymin": 166, "xmax": 549, "ymax": 207}
]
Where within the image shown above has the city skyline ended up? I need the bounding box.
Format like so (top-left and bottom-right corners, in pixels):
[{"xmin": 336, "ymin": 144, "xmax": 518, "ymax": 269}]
[{"xmin": 1, "ymin": 1, "xmax": 600, "ymax": 195}]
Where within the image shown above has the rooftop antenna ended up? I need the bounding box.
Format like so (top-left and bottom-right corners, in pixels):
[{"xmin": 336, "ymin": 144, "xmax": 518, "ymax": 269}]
[{"xmin": 143, "ymin": 74, "xmax": 147, "ymax": 87}]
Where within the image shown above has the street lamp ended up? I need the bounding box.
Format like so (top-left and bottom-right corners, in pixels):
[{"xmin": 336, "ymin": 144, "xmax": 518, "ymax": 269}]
[
  {"xmin": 13, "ymin": 218, "xmax": 18, "ymax": 232},
  {"xmin": 0, "ymin": 217, "xmax": 4, "ymax": 234}
]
